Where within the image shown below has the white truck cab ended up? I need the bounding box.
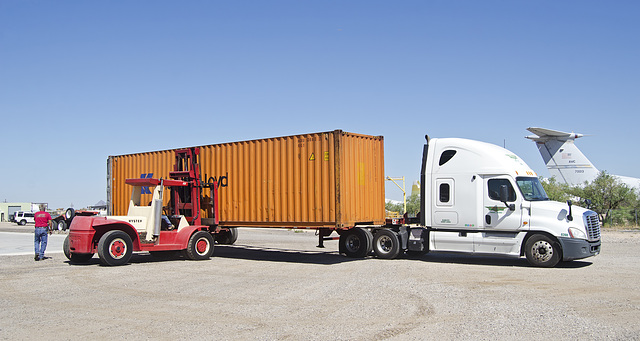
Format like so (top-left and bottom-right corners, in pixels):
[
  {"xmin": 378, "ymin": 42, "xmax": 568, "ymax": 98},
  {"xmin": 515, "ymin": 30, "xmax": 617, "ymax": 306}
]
[{"xmin": 420, "ymin": 137, "xmax": 601, "ymax": 267}]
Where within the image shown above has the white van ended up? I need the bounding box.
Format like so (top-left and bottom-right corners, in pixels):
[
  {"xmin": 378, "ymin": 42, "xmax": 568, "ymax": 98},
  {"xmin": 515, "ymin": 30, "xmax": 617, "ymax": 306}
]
[{"xmin": 14, "ymin": 211, "xmax": 35, "ymax": 225}]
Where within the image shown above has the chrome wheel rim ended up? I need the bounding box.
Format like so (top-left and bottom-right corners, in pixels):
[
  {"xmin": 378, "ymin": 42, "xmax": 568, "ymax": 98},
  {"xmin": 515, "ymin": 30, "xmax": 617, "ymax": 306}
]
[{"xmin": 531, "ymin": 240, "xmax": 553, "ymax": 263}]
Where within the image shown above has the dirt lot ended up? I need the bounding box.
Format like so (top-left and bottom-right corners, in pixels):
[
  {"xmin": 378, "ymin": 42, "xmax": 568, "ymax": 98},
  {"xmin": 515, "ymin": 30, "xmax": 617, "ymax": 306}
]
[{"xmin": 0, "ymin": 225, "xmax": 639, "ymax": 340}]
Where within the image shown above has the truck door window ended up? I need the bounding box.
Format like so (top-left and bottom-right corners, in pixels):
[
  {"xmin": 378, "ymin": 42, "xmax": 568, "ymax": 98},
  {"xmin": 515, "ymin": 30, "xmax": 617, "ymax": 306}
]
[
  {"xmin": 488, "ymin": 179, "xmax": 516, "ymax": 201},
  {"xmin": 439, "ymin": 150, "xmax": 457, "ymax": 166},
  {"xmin": 436, "ymin": 178, "xmax": 454, "ymax": 206},
  {"xmin": 439, "ymin": 183, "xmax": 450, "ymax": 202}
]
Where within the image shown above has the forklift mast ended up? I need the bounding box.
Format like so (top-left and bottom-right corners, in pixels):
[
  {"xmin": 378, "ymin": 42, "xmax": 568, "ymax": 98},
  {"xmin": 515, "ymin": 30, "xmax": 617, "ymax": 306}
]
[
  {"xmin": 169, "ymin": 148, "xmax": 203, "ymax": 225},
  {"xmin": 168, "ymin": 147, "xmax": 219, "ymax": 227}
]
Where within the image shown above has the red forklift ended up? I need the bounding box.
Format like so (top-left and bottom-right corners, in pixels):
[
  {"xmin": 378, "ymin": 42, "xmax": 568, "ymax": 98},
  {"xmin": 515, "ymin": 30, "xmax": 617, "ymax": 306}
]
[{"xmin": 64, "ymin": 148, "xmax": 235, "ymax": 266}]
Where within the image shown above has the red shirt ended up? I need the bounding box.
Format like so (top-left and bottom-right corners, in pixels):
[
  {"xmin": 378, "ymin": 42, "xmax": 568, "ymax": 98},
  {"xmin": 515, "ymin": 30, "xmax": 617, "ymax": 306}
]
[{"xmin": 35, "ymin": 211, "xmax": 52, "ymax": 228}]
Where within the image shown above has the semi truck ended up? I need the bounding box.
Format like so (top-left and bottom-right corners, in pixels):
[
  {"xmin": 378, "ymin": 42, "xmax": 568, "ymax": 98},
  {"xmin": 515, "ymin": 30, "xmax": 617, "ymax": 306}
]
[{"xmin": 65, "ymin": 130, "xmax": 601, "ymax": 267}]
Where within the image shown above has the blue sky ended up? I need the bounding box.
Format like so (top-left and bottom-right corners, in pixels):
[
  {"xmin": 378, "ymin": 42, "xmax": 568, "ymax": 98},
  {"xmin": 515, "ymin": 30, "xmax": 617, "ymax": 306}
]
[{"xmin": 1, "ymin": 0, "xmax": 638, "ymax": 209}]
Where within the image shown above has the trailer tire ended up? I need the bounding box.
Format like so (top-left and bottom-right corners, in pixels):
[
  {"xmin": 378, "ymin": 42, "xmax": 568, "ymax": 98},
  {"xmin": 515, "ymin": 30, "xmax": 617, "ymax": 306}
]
[
  {"xmin": 63, "ymin": 235, "xmax": 93, "ymax": 264},
  {"xmin": 57, "ymin": 220, "xmax": 68, "ymax": 231},
  {"xmin": 65, "ymin": 208, "xmax": 75, "ymax": 220},
  {"xmin": 216, "ymin": 228, "xmax": 238, "ymax": 245},
  {"xmin": 186, "ymin": 231, "xmax": 214, "ymax": 260},
  {"xmin": 364, "ymin": 229, "xmax": 373, "ymax": 255},
  {"xmin": 97, "ymin": 230, "xmax": 133, "ymax": 266},
  {"xmin": 372, "ymin": 229, "xmax": 401, "ymax": 259},
  {"xmin": 524, "ymin": 234, "xmax": 561, "ymax": 267},
  {"xmin": 339, "ymin": 228, "xmax": 372, "ymax": 258}
]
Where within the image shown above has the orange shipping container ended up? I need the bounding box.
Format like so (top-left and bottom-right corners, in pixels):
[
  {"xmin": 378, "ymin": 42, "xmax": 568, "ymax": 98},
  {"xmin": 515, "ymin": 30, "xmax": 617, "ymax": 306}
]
[{"xmin": 107, "ymin": 130, "xmax": 385, "ymax": 229}]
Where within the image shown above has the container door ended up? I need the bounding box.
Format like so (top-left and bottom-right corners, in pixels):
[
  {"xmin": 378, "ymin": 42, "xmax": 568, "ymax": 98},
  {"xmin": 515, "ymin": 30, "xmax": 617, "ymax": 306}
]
[{"xmin": 482, "ymin": 176, "xmax": 522, "ymax": 230}]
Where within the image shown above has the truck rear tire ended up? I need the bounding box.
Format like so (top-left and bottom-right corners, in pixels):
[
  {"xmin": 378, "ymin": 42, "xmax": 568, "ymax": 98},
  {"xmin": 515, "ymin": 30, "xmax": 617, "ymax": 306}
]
[
  {"xmin": 372, "ymin": 229, "xmax": 401, "ymax": 259},
  {"xmin": 216, "ymin": 228, "xmax": 238, "ymax": 245},
  {"xmin": 186, "ymin": 231, "xmax": 214, "ymax": 260},
  {"xmin": 63, "ymin": 235, "xmax": 94, "ymax": 264},
  {"xmin": 524, "ymin": 234, "xmax": 561, "ymax": 267},
  {"xmin": 98, "ymin": 230, "xmax": 133, "ymax": 266},
  {"xmin": 339, "ymin": 228, "xmax": 372, "ymax": 258}
]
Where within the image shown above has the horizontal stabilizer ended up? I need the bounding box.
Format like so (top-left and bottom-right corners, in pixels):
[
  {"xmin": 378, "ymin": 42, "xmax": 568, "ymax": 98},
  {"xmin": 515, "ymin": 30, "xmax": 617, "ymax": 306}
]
[{"xmin": 526, "ymin": 127, "xmax": 583, "ymax": 141}]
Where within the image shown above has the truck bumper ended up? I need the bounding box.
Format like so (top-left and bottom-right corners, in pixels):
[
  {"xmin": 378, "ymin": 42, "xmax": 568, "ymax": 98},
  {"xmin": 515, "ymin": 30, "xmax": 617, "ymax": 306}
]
[{"xmin": 559, "ymin": 238, "xmax": 601, "ymax": 261}]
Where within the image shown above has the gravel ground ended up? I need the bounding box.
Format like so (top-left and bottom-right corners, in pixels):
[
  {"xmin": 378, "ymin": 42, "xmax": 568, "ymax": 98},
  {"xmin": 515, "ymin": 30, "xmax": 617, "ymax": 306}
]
[{"xmin": 0, "ymin": 224, "xmax": 639, "ymax": 340}]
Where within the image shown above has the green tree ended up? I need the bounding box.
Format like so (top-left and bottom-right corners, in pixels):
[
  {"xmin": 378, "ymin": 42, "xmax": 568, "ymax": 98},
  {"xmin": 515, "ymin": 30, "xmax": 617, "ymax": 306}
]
[
  {"xmin": 385, "ymin": 201, "xmax": 402, "ymax": 215},
  {"xmin": 569, "ymin": 171, "xmax": 636, "ymax": 226},
  {"xmin": 405, "ymin": 193, "xmax": 420, "ymax": 216},
  {"xmin": 385, "ymin": 193, "xmax": 421, "ymax": 217},
  {"xmin": 540, "ymin": 176, "xmax": 572, "ymax": 202},
  {"xmin": 627, "ymin": 192, "xmax": 640, "ymax": 227}
]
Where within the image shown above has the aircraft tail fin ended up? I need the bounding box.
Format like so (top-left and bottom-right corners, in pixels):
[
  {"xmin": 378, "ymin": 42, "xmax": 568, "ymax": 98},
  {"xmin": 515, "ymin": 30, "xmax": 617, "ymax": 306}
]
[{"xmin": 526, "ymin": 127, "xmax": 599, "ymax": 185}]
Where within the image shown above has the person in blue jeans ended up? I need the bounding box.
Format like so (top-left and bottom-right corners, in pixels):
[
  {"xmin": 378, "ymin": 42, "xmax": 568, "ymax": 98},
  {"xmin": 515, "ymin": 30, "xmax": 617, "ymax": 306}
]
[{"xmin": 34, "ymin": 205, "xmax": 52, "ymax": 261}]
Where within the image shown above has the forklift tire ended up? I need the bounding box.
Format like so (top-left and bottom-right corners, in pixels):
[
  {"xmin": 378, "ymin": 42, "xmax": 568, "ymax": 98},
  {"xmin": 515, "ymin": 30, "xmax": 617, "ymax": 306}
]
[
  {"xmin": 98, "ymin": 230, "xmax": 133, "ymax": 266},
  {"xmin": 216, "ymin": 228, "xmax": 238, "ymax": 245},
  {"xmin": 63, "ymin": 235, "xmax": 93, "ymax": 264},
  {"xmin": 372, "ymin": 229, "xmax": 401, "ymax": 259},
  {"xmin": 185, "ymin": 231, "xmax": 214, "ymax": 260}
]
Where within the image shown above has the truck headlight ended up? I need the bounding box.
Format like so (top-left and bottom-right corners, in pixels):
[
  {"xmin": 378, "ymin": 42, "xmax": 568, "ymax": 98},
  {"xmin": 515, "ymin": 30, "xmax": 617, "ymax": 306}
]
[{"xmin": 568, "ymin": 227, "xmax": 587, "ymax": 240}]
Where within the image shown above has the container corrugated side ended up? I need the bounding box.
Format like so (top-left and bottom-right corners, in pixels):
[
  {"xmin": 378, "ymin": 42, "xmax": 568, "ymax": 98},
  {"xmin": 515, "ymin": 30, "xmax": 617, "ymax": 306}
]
[{"xmin": 107, "ymin": 130, "xmax": 385, "ymax": 229}]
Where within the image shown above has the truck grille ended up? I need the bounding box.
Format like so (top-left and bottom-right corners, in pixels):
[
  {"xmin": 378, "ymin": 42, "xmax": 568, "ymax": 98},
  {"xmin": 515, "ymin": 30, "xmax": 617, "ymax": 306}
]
[{"xmin": 584, "ymin": 212, "xmax": 601, "ymax": 241}]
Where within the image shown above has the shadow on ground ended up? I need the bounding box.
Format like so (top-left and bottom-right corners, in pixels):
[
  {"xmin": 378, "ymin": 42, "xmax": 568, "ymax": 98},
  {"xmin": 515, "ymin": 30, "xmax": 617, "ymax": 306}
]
[{"xmin": 63, "ymin": 244, "xmax": 593, "ymax": 269}]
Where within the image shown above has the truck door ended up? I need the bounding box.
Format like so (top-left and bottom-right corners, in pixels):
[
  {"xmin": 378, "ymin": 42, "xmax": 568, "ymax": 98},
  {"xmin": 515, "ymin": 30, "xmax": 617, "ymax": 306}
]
[{"xmin": 483, "ymin": 177, "xmax": 522, "ymax": 230}]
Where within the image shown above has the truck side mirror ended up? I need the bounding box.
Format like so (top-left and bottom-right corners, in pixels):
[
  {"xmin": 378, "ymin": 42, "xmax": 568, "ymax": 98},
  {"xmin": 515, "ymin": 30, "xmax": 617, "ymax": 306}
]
[
  {"xmin": 566, "ymin": 200, "xmax": 573, "ymax": 221},
  {"xmin": 499, "ymin": 185, "xmax": 516, "ymax": 211}
]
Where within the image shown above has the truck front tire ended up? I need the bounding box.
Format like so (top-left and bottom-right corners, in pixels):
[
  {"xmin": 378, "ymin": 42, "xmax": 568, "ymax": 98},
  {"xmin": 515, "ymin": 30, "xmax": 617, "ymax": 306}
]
[
  {"xmin": 524, "ymin": 234, "xmax": 561, "ymax": 267},
  {"xmin": 98, "ymin": 230, "xmax": 133, "ymax": 266}
]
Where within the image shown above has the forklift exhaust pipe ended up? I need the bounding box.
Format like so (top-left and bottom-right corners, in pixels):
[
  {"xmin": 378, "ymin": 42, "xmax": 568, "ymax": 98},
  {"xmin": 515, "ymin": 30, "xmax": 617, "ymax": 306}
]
[{"xmin": 153, "ymin": 199, "xmax": 163, "ymax": 237}]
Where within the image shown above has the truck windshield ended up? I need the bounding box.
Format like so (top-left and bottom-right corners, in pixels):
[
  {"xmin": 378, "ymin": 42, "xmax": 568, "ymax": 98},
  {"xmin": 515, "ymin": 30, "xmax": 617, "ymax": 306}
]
[{"xmin": 516, "ymin": 177, "xmax": 549, "ymax": 201}]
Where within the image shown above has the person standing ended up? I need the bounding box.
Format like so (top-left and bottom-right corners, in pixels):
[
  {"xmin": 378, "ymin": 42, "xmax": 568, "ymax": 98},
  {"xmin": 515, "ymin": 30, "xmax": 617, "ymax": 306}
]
[{"xmin": 34, "ymin": 205, "xmax": 52, "ymax": 261}]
